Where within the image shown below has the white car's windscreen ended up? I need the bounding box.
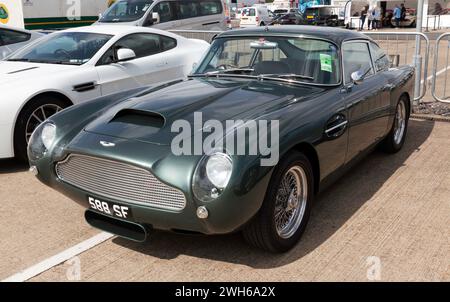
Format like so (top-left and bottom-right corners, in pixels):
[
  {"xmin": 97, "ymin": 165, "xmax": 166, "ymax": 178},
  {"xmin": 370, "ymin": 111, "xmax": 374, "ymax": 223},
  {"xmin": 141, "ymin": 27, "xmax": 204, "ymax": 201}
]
[{"xmin": 7, "ymin": 32, "xmax": 113, "ymax": 65}]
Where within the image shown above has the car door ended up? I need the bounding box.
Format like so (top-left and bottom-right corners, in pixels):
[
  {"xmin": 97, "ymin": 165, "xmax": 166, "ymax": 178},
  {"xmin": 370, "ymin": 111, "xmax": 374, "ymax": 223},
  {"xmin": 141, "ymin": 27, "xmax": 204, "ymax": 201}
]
[
  {"xmin": 369, "ymin": 42, "xmax": 394, "ymax": 136},
  {"xmin": 146, "ymin": 1, "xmax": 179, "ymax": 30},
  {"xmin": 341, "ymin": 40, "xmax": 387, "ymax": 163},
  {"xmin": 95, "ymin": 33, "xmax": 180, "ymax": 96}
]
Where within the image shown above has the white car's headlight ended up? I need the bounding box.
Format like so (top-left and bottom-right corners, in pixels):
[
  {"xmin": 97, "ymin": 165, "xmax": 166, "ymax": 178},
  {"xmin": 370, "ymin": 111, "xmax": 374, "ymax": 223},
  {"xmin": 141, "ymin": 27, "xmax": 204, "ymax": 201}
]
[
  {"xmin": 193, "ymin": 152, "xmax": 233, "ymax": 202},
  {"xmin": 206, "ymin": 153, "xmax": 232, "ymax": 189}
]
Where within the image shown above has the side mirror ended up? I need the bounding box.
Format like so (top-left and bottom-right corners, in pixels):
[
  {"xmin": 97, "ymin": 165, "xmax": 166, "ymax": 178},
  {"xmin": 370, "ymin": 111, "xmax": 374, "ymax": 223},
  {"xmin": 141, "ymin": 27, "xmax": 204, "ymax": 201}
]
[
  {"xmin": 152, "ymin": 12, "xmax": 160, "ymax": 24},
  {"xmin": 116, "ymin": 48, "xmax": 136, "ymax": 62},
  {"xmin": 351, "ymin": 70, "xmax": 365, "ymax": 85},
  {"xmin": 144, "ymin": 12, "xmax": 159, "ymax": 26}
]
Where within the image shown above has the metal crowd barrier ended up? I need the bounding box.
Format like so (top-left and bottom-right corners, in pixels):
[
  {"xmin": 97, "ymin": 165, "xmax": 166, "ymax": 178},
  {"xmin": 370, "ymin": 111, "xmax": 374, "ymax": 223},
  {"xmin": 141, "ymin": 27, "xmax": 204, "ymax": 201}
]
[
  {"xmin": 364, "ymin": 32, "xmax": 430, "ymax": 103},
  {"xmin": 171, "ymin": 30, "xmax": 431, "ymax": 103},
  {"xmin": 170, "ymin": 29, "xmax": 222, "ymax": 42},
  {"xmin": 431, "ymin": 32, "xmax": 450, "ymax": 103}
]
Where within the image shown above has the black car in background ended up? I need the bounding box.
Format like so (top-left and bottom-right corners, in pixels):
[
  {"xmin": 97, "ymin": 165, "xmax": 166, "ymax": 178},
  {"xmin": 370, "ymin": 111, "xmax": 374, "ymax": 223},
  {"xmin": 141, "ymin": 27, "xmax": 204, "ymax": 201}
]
[
  {"xmin": 270, "ymin": 12, "xmax": 304, "ymax": 25},
  {"xmin": 304, "ymin": 6, "xmax": 341, "ymax": 26}
]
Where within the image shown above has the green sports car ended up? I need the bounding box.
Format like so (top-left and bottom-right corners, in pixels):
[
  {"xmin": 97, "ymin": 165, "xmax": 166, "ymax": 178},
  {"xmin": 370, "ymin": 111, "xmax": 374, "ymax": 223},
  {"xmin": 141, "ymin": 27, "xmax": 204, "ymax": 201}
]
[{"xmin": 29, "ymin": 26, "xmax": 414, "ymax": 252}]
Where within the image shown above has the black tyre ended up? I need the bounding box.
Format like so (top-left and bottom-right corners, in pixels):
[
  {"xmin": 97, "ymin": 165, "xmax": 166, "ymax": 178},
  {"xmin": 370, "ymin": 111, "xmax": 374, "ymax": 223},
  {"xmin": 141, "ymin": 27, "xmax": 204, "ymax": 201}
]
[
  {"xmin": 14, "ymin": 95, "xmax": 68, "ymax": 161},
  {"xmin": 380, "ymin": 96, "xmax": 409, "ymax": 154},
  {"xmin": 243, "ymin": 151, "xmax": 314, "ymax": 252},
  {"xmin": 260, "ymin": 22, "xmax": 265, "ymax": 26}
]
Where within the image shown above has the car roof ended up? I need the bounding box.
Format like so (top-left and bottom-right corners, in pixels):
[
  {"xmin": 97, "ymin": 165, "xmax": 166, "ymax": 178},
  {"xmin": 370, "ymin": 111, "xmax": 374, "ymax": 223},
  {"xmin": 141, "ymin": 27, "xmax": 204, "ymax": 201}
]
[
  {"xmin": 216, "ymin": 25, "xmax": 370, "ymax": 45},
  {"xmin": 61, "ymin": 25, "xmax": 183, "ymax": 39}
]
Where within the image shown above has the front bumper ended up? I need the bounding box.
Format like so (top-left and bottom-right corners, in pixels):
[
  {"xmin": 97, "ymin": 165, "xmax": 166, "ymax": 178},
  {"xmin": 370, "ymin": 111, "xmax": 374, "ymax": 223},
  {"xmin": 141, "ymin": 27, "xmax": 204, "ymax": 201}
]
[
  {"xmin": 34, "ymin": 153, "xmax": 272, "ymax": 236},
  {"xmin": 0, "ymin": 123, "xmax": 14, "ymax": 159}
]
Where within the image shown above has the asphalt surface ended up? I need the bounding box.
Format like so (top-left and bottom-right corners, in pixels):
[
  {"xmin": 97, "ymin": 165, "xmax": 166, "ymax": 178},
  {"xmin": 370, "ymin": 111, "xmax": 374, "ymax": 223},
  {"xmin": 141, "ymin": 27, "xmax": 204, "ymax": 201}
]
[{"xmin": 0, "ymin": 118, "xmax": 449, "ymax": 281}]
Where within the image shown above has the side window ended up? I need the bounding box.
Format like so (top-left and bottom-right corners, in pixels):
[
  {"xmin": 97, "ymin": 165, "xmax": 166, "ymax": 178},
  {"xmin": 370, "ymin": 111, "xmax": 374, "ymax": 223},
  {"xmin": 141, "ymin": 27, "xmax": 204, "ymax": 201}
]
[
  {"xmin": 176, "ymin": 0, "xmax": 200, "ymax": 19},
  {"xmin": 152, "ymin": 1, "xmax": 174, "ymax": 23},
  {"xmin": 370, "ymin": 42, "xmax": 390, "ymax": 72},
  {"xmin": 98, "ymin": 33, "xmax": 162, "ymax": 65},
  {"xmin": 342, "ymin": 42, "xmax": 374, "ymax": 84},
  {"xmin": 160, "ymin": 35, "xmax": 177, "ymax": 51},
  {"xmin": 199, "ymin": 0, "xmax": 223, "ymax": 16},
  {"xmin": 0, "ymin": 29, "xmax": 31, "ymax": 46}
]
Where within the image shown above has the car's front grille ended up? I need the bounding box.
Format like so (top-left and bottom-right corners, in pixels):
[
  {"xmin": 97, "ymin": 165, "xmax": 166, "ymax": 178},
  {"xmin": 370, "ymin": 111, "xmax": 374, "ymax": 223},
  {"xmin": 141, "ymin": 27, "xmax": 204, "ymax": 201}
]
[{"xmin": 55, "ymin": 154, "xmax": 186, "ymax": 211}]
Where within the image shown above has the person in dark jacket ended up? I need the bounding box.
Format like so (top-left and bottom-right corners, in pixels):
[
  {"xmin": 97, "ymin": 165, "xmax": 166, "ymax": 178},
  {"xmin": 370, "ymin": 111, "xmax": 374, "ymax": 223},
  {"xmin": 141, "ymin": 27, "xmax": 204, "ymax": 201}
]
[
  {"xmin": 400, "ymin": 3, "xmax": 407, "ymax": 21},
  {"xmin": 359, "ymin": 6, "xmax": 368, "ymax": 30}
]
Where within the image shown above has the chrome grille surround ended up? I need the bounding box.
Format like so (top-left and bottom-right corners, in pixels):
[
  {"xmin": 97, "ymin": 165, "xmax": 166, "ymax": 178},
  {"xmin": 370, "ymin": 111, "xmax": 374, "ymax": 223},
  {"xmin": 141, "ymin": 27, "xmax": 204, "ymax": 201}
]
[{"xmin": 55, "ymin": 154, "xmax": 186, "ymax": 211}]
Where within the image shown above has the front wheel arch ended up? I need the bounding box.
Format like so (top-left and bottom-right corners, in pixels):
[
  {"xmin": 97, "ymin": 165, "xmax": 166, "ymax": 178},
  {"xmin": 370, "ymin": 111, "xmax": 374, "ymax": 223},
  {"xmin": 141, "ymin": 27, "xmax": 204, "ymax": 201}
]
[
  {"xmin": 13, "ymin": 92, "xmax": 73, "ymax": 161},
  {"xmin": 291, "ymin": 142, "xmax": 320, "ymax": 195}
]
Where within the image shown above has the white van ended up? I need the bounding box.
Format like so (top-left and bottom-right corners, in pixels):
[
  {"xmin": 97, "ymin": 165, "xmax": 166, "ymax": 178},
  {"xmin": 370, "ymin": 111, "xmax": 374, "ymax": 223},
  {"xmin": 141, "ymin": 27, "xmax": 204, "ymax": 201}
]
[
  {"xmin": 96, "ymin": 0, "xmax": 228, "ymax": 30},
  {"xmin": 239, "ymin": 6, "xmax": 272, "ymax": 27}
]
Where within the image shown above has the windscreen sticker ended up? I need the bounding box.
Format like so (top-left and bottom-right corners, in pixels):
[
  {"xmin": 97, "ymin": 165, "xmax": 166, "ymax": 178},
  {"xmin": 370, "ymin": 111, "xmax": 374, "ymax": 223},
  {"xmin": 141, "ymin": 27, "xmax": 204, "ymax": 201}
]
[{"xmin": 320, "ymin": 54, "xmax": 332, "ymax": 73}]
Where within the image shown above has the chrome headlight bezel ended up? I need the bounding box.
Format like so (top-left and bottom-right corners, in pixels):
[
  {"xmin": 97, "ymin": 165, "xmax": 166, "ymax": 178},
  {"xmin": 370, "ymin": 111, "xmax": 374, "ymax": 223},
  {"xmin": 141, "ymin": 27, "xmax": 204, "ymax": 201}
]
[
  {"xmin": 27, "ymin": 121, "xmax": 56, "ymax": 161},
  {"xmin": 192, "ymin": 151, "xmax": 233, "ymax": 202}
]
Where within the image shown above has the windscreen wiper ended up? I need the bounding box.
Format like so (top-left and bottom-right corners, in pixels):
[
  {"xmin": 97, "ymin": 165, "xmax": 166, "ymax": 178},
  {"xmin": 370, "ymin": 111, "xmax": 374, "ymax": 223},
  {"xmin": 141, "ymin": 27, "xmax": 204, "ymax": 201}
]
[
  {"xmin": 260, "ymin": 73, "xmax": 314, "ymax": 80},
  {"xmin": 208, "ymin": 68, "xmax": 254, "ymax": 75},
  {"xmin": 7, "ymin": 58, "xmax": 30, "ymax": 62}
]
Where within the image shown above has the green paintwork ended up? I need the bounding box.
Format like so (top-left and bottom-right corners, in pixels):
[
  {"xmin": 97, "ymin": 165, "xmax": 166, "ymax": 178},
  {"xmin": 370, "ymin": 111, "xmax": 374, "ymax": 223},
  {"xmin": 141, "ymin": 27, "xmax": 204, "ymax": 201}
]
[
  {"xmin": 24, "ymin": 16, "xmax": 98, "ymax": 30},
  {"xmin": 30, "ymin": 27, "xmax": 415, "ymax": 237}
]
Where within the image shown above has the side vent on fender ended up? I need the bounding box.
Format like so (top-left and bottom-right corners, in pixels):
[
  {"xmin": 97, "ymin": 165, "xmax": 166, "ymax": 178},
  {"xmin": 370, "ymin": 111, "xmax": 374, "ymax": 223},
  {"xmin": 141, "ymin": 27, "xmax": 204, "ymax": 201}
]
[{"xmin": 73, "ymin": 82, "xmax": 98, "ymax": 92}]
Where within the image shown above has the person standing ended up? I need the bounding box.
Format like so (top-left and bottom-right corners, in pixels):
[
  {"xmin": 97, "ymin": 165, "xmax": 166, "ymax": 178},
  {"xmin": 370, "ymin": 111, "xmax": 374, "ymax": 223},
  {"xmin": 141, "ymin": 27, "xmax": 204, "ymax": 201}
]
[
  {"xmin": 373, "ymin": 6, "xmax": 381, "ymax": 30},
  {"xmin": 367, "ymin": 8, "xmax": 374, "ymax": 30},
  {"xmin": 359, "ymin": 6, "xmax": 368, "ymax": 30},
  {"xmin": 393, "ymin": 4, "xmax": 402, "ymax": 28},
  {"xmin": 400, "ymin": 3, "xmax": 407, "ymax": 21}
]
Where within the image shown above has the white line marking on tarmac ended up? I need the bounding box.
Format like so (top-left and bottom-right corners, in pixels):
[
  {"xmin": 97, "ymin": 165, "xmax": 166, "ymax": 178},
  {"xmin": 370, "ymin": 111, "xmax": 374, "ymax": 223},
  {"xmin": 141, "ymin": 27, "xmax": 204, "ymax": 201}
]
[{"xmin": 1, "ymin": 232, "xmax": 114, "ymax": 282}]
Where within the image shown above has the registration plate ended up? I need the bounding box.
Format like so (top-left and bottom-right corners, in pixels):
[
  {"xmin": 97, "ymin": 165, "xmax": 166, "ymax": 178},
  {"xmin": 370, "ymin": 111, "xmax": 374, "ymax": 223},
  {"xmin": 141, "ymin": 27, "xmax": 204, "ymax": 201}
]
[
  {"xmin": 88, "ymin": 196, "xmax": 132, "ymax": 220},
  {"xmin": 307, "ymin": 15, "xmax": 314, "ymax": 19}
]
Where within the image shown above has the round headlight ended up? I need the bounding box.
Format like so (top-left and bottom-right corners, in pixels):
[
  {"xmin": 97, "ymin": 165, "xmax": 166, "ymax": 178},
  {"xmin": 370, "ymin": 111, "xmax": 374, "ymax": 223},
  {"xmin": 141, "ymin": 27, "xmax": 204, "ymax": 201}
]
[
  {"xmin": 41, "ymin": 123, "xmax": 56, "ymax": 150},
  {"xmin": 206, "ymin": 153, "xmax": 232, "ymax": 189},
  {"xmin": 192, "ymin": 151, "xmax": 233, "ymax": 202}
]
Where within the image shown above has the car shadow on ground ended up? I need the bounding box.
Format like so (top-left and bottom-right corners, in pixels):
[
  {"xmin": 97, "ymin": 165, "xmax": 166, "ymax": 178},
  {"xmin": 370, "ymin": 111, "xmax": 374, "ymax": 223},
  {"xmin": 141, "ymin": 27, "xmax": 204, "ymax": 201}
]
[
  {"xmin": 116, "ymin": 119, "xmax": 431, "ymax": 268},
  {"xmin": 0, "ymin": 159, "xmax": 28, "ymax": 174}
]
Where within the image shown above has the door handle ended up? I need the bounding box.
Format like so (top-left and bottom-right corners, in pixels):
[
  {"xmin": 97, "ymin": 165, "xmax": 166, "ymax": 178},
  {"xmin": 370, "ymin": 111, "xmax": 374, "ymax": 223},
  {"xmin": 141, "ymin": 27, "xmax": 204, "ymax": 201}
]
[
  {"xmin": 325, "ymin": 121, "xmax": 348, "ymax": 135},
  {"xmin": 325, "ymin": 114, "xmax": 348, "ymax": 138},
  {"xmin": 156, "ymin": 62, "xmax": 168, "ymax": 67}
]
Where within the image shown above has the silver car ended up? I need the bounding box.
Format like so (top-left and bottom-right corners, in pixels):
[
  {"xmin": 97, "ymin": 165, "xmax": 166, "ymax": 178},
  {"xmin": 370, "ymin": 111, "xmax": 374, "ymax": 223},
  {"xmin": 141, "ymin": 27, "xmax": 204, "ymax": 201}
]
[
  {"xmin": 0, "ymin": 25, "xmax": 43, "ymax": 60},
  {"xmin": 96, "ymin": 0, "xmax": 229, "ymax": 30}
]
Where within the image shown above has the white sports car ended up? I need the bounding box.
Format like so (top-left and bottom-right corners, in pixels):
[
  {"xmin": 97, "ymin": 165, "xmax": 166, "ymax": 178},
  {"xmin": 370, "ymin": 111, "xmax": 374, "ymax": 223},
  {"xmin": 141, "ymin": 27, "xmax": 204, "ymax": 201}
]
[{"xmin": 0, "ymin": 25, "xmax": 209, "ymax": 160}]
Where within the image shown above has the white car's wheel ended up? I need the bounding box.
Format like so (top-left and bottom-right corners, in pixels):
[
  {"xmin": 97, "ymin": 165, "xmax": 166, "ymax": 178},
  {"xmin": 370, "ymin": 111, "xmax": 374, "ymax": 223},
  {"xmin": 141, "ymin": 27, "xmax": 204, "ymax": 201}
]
[{"xmin": 14, "ymin": 96, "xmax": 68, "ymax": 161}]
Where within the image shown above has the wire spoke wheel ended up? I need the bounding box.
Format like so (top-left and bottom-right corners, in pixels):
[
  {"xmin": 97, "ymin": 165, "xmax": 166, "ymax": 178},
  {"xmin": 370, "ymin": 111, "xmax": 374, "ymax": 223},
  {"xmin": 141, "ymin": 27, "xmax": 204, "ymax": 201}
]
[
  {"xmin": 25, "ymin": 104, "xmax": 62, "ymax": 144},
  {"xmin": 393, "ymin": 100, "xmax": 406, "ymax": 145},
  {"xmin": 274, "ymin": 166, "xmax": 308, "ymax": 239}
]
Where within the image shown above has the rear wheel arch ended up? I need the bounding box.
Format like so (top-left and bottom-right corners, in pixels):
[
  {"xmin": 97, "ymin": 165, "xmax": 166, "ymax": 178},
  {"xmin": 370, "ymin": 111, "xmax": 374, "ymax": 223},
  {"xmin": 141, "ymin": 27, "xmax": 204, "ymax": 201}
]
[{"xmin": 399, "ymin": 92, "xmax": 411, "ymax": 117}]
